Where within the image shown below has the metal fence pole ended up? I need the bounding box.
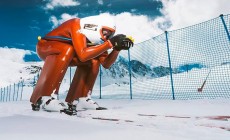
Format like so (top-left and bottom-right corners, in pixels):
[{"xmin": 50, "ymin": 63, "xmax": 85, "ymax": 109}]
[
  {"xmin": 9, "ymin": 85, "xmax": 11, "ymax": 101},
  {"xmin": 33, "ymin": 76, "xmax": 36, "ymax": 90},
  {"xmin": 165, "ymin": 31, "xmax": 175, "ymax": 100},
  {"xmin": 220, "ymin": 14, "xmax": 230, "ymax": 41},
  {"xmin": 128, "ymin": 49, "xmax": 133, "ymax": 99},
  {"xmin": 16, "ymin": 82, "xmax": 20, "ymax": 101},
  {"xmin": 99, "ymin": 65, "xmax": 102, "ymax": 99},
  {"xmin": 20, "ymin": 80, "xmax": 24, "ymax": 101},
  {"xmin": 13, "ymin": 83, "xmax": 15, "ymax": 101},
  {"xmin": 3, "ymin": 87, "xmax": 5, "ymax": 102},
  {"xmin": 6, "ymin": 86, "xmax": 8, "ymax": 102},
  {"xmin": 1, "ymin": 88, "xmax": 2, "ymax": 102},
  {"xmin": 69, "ymin": 67, "xmax": 72, "ymax": 85},
  {"xmin": 0, "ymin": 88, "xmax": 2, "ymax": 102}
]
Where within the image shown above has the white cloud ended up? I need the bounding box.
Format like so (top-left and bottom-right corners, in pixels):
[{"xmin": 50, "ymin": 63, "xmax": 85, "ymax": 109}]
[
  {"xmin": 49, "ymin": 16, "xmax": 59, "ymax": 28},
  {"xmin": 49, "ymin": 13, "xmax": 78, "ymax": 28},
  {"xmin": 131, "ymin": 9, "xmax": 137, "ymax": 12},
  {"xmin": 159, "ymin": 0, "xmax": 230, "ymax": 30},
  {"xmin": 146, "ymin": 0, "xmax": 230, "ymax": 67},
  {"xmin": 45, "ymin": 0, "xmax": 80, "ymax": 10},
  {"xmin": 98, "ymin": 0, "xmax": 103, "ymax": 5},
  {"xmin": 47, "ymin": 0, "xmax": 230, "ymax": 41},
  {"xmin": 49, "ymin": 12, "xmax": 163, "ymax": 43},
  {"xmin": 0, "ymin": 47, "xmax": 31, "ymax": 63},
  {"xmin": 114, "ymin": 13, "xmax": 163, "ymax": 43}
]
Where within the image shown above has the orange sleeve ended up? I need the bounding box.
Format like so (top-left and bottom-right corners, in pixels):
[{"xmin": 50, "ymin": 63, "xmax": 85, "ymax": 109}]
[{"xmin": 98, "ymin": 50, "xmax": 120, "ymax": 69}]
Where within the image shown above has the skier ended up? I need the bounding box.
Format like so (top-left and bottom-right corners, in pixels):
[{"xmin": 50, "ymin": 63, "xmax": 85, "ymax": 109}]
[{"xmin": 30, "ymin": 15, "xmax": 134, "ymax": 115}]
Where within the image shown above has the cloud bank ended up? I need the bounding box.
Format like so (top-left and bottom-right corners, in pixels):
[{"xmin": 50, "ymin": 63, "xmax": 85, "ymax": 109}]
[
  {"xmin": 49, "ymin": 13, "xmax": 163, "ymax": 43},
  {"xmin": 97, "ymin": 0, "xmax": 103, "ymax": 5},
  {"xmin": 45, "ymin": 0, "xmax": 80, "ymax": 10},
  {"xmin": 160, "ymin": 0, "xmax": 230, "ymax": 30},
  {"xmin": 46, "ymin": 0, "xmax": 230, "ymax": 68},
  {"xmin": 48, "ymin": 0, "xmax": 230, "ymax": 43},
  {"xmin": 0, "ymin": 47, "xmax": 31, "ymax": 63},
  {"xmin": 49, "ymin": 13, "xmax": 78, "ymax": 28}
]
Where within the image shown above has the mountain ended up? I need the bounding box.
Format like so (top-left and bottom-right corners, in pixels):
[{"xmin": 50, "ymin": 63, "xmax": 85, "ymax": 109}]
[
  {"xmin": 178, "ymin": 63, "xmax": 204, "ymax": 73},
  {"xmin": 17, "ymin": 56, "xmax": 205, "ymax": 88},
  {"xmin": 101, "ymin": 56, "xmax": 205, "ymax": 80}
]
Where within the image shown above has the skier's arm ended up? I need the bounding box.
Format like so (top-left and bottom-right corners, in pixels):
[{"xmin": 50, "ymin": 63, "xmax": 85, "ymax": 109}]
[
  {"xmin": 99, "ymin": 50, "xmax": 120, "ymax": 69},
  {"xmin": 71, "ymin": 22, "xmax": 113, "ymax": 62}
]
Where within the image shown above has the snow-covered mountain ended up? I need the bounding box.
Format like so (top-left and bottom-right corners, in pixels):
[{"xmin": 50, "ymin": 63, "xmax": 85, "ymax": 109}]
[
  {"xmin": 101, "ymin": 56, "xmax": 204, "ymax": 80},
  {"xmin": 2, "ymin": 55, "xmax": 206, "ymax": 89}
]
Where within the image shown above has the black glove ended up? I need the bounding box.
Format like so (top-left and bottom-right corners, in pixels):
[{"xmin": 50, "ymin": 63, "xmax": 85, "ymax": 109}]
[
  {"xmin": 109, "ymin": 34, "xmax": 134, "ymax": 51},
  {"xmin": 120, "ymin": 37, "xmax": 134, "ymax": 50},
  {"xmin": 109, "ymin": 34, "xmax": 126, "ymax": 51}
]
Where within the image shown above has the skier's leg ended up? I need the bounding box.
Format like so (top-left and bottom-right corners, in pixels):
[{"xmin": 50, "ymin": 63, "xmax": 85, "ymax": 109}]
[
  {"xmin": 65, "ymin": 58, "xmax": 100, "ymax": 103},
  {"xmin": 65, "ymin": 65, "xmax": 89, "ymax": 103},
  {"xmin": 67, "ymin": 59, "xmax": 106, "ymax": 110},
  {"xmin": 79, "ymin": 59, "xmax": 106, "ymax": 110},
  {"xmin": 30, "ymin": 41, "xmax": 74, "ymax": 105},
  {"xmin": 82, "ymin": 59, "xmax": 100, "ymax": 97}
]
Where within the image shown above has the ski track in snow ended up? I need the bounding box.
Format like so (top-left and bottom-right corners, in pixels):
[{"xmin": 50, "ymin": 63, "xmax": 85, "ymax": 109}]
[{"xmin": 0, "ymin": 99, "xmax": 230, "ymax": 140}]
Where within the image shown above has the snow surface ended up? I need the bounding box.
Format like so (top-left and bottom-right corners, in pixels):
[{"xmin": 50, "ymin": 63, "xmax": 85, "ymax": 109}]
[
  {"xmin": 0, "ymin": 47, "xmax": 230, "ymax": 140},
  {"xmin": 0, "ymin": 99, "xmax": 230, "ymax": 140}
]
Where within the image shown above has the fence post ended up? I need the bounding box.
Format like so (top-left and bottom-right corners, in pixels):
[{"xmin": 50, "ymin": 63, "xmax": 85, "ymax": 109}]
[
  {"xmin": 3, "ymin": 87, "xmax": 5, "ymax": 102},
  {"xmin": 165, "ymin": 31, "xmax": 175, "ymax": 100},
  {"xmin": 16, "ymin": 82, "xmax": 20, "ymax": 101},
  {"xmin": 13, "ymin": 83, "xmax": 15, "ymax": 101},
  {"xmin": 128, "ymin": 49, "xmax": 133, "ymax": 99},
  {"xmin": 99, "ymin": 65, "xmax": 102, "ymax": 99},
  {"xmin": 20, "ymin": 80, "xmax": 24, "ymax": 101},
  {"xmin": 220, "ymin": 14, "xmax": 230, "ymax": 41},
  {"xmin": 1, "ymin": 88, "xmax": 3, "ymax": 102},
  {"xmin": 6, "ymin": 86, "xmax": 8, "ymax": 102},
  {"xmin": 69, "ymin": 67, "xmax": 72, "ymax": 85},
  {"xmin": 9, "ymin": 85, "xmax": 11, "ymax": 101},
  {"xmin": 0, "ymin": 88, "xmax": 2, "ymax": 102},
  {"xmin": 33, "ymin": 76, "xmax": 36, "ymax": 90}
]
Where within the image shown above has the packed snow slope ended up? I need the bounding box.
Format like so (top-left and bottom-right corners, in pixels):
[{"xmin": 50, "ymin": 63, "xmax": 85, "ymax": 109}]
[{"xmin": 0, "ymin": 99, "xmax": 230, "ymax": 140}]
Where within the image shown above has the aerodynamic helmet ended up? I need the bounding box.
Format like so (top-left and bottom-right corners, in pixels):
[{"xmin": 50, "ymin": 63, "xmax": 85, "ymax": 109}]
[{"xmin": 80, "ymin": 14, "xmax": 116, "ymax": 45}]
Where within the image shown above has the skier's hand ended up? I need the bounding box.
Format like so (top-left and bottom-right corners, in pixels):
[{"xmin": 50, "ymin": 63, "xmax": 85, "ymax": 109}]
[
  {"xmin": 120, "ymin": 36, "xmax": 134, "ymax": 50},
  {"xmin": 109, "ymin": 34, "xmax": 126, "ymax": 51},
  {"xmin": 109, "ymin": 34, "xmax": 134, "ymax": 51}
]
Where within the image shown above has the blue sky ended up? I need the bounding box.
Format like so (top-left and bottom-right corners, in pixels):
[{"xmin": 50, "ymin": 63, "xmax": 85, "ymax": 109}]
[
  {"xmin": 0, "ymin": 0, "xmax": 161, "ymax": 51},
  {"xmin": 0, "ymin": 0, "xmax": 229, "ymax": 61}
]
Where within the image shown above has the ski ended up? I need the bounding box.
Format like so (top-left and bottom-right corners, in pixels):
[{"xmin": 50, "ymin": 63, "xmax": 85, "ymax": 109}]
[
  {"xmin": 137, "ymin": 114, "xmax": 230, "ymax": 121},
  {"xmin": 199, "ymin": 124, "xmax": 230, "ymax": 131},
  {"xmin": 92, "ymin": 117, "xmax": 134, "ymax": 122}
]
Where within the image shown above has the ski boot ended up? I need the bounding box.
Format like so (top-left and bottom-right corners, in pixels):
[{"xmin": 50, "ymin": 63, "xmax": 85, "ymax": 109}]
[
  {"xmin": 42, "ymin": 97, "xmax": 67, "ymax": 112},
  {"xmin": 76, "ymin": 96, "xmax": 107, "ymax": 110},
  {"xmin": 31, "ymin": 97, "xmax": 42, "ymax": 111},
  {"xmin": 60, "ymin": 103, "xmax": 77, "ymax": 116}
]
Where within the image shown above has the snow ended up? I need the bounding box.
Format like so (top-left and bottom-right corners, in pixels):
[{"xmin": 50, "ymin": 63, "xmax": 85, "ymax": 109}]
[
  {"xmin": 0, "ymin": 47, "xmax": 42, "ymax": 87},
  {"xmin": 0, "ymin": 47, "xmax": 230, "ymax": 140},
  {"xmin": 0, "ymin": 99, "xmax": 230, "ymax": 140}
]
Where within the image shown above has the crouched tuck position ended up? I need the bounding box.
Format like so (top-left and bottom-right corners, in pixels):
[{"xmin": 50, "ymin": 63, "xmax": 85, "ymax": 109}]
[{"xmin": 30, "ymin": 15, "xmax": 134, "ymax": 115}]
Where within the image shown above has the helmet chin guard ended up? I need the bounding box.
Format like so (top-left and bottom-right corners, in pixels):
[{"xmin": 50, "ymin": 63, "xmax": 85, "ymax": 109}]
[{"xmin": 80, "ymin": 15, "xmax": 116, "ymax": 45}]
